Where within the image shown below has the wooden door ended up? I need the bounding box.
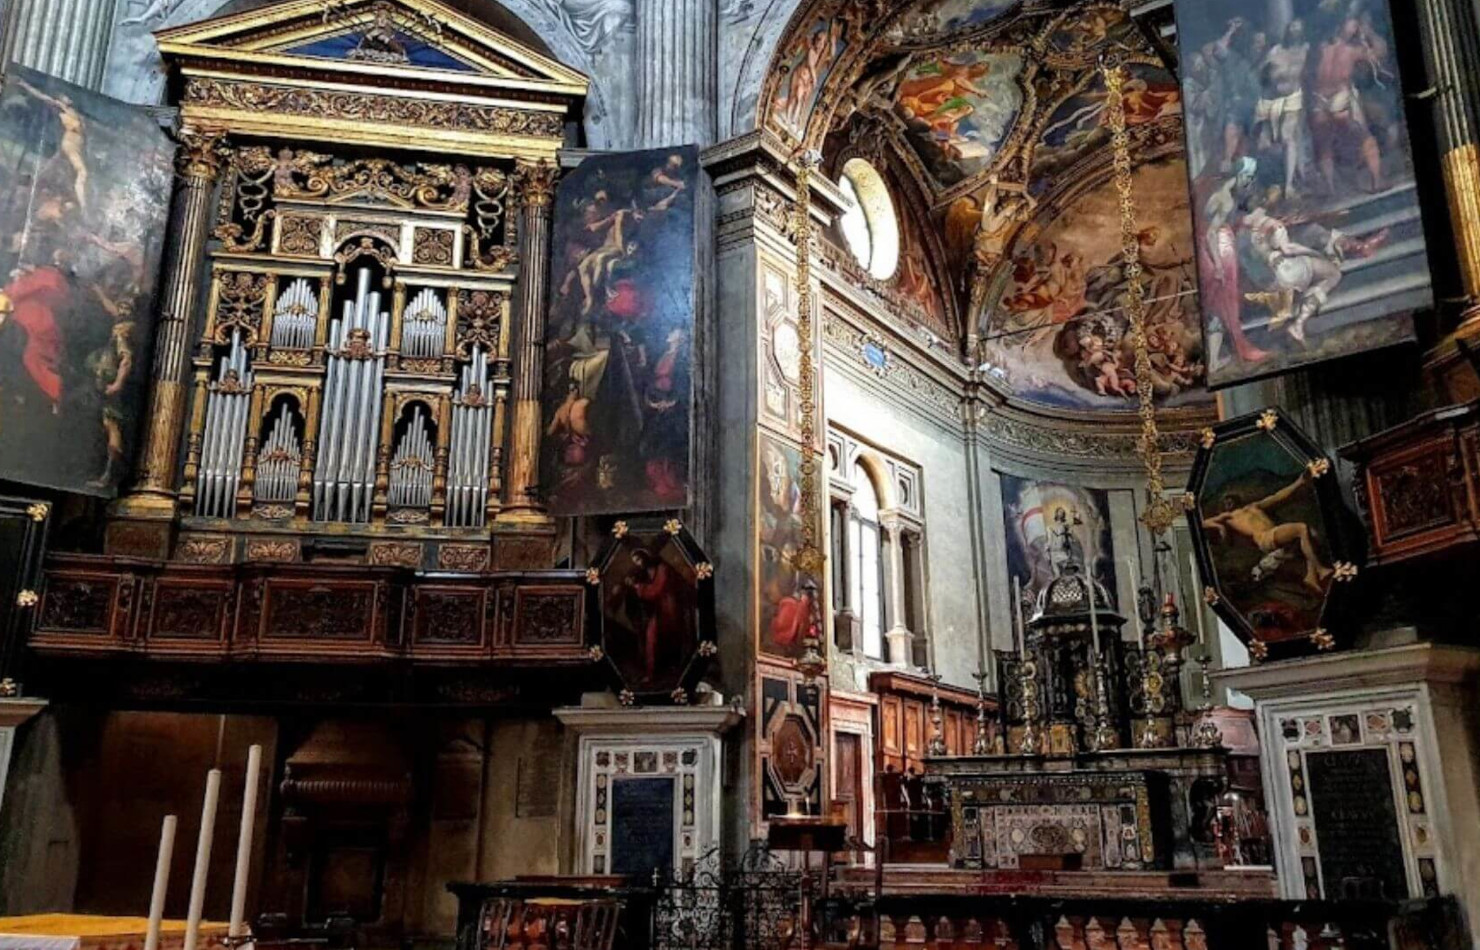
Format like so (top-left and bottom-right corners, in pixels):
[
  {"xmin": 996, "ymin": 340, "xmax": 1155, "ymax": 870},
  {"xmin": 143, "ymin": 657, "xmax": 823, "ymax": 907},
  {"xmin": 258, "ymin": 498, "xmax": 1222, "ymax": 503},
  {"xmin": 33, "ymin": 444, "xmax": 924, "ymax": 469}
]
[{"xmin": 834, "ymin": 732, "xmax": 864, "ymax": 853}]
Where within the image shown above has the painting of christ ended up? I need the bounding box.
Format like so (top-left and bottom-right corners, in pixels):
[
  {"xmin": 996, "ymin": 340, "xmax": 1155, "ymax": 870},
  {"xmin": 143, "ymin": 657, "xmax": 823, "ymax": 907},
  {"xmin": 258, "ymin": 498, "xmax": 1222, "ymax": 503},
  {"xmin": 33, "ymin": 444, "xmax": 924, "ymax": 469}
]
[
  {"xmin": 998, "ymin": 473, "xmax": 1119, "ymax": 617},
  {"xmin": 1173, "ymin": 0, "xmax": 1431, "ymax": 388},
  {"xmin": 542, "ymin": 146, "xmax": 699, "ymax": 516},
  {"xmin": 0, "ymin": 67, "xmax": 173, "ymax": 496}
]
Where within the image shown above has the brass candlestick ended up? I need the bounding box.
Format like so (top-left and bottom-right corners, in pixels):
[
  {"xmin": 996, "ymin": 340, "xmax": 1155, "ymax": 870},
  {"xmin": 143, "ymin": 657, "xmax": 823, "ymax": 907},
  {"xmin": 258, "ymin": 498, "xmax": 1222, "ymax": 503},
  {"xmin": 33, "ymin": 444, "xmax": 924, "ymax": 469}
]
[
  {"xmin": 1192, "ymin": 651, "xmax": 1224, "ymax": 749},
  {"xmin": 927, "ymin": 670, "xmax": 947, "ymax": 757},
  {"xmin": 1137, "ymin": 649, "xmax": 1164, "ymax": 749},
  {"xmin": 971, "ymin": 668, "xmax": 992, "ymax": 755},
  {"xmin": 1090, "ymin": 652, "xmax": 1118, "ymax": 752},
  {"xmin": 1018, "ymin": 654, "xmax": 1041, "ymax": 756}
]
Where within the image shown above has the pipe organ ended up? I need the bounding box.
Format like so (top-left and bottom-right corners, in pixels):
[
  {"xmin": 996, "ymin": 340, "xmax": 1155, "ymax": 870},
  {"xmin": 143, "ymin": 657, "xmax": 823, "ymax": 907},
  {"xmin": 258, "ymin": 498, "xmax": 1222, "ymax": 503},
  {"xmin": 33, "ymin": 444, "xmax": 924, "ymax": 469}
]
[{"xmin": 178, "ymin": 146, "xmax": 519, "ymax": 539}]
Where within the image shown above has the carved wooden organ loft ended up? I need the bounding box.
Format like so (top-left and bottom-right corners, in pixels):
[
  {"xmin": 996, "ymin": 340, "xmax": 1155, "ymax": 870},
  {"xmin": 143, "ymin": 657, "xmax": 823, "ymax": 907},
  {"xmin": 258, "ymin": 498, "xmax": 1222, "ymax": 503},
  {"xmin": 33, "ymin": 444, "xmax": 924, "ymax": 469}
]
[
  {"xmin": 188, "ymin": 149, "xmax": 515, "ymax": 531},
  {"xmin": 27, "ymin": 0, "xmax": 603, "ymax": 688}
]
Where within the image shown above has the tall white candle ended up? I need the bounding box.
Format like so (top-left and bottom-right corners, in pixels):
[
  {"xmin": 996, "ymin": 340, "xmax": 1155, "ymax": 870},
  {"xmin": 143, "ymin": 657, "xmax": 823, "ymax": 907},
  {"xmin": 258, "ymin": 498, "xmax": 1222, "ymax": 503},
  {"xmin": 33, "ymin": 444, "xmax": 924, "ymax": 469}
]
[
  {"xmin": 1126, "ymin": 556, "xmax": 1146, "ymax": 649},
  {"xmin": 1089, "ymin": 576, "xmax": 1101, "ymax": 657},
  {"xmin": 1189, "ymin": 553, "xmax": 1208, "ymax": 649},
  {"xmin": 143, "ymin": 815, "xmax": 177, "ymax": 950},
  {"xmin": 1012, "ymin": 575, "xmax": 1025, "ymax": 654},
  {"xmin": 184, "ymin": 769, "xmax": 222, "ymax": 950},
  {"xmin": 229, "ymin": 745, "xmax": 263, "ymax": 939}
]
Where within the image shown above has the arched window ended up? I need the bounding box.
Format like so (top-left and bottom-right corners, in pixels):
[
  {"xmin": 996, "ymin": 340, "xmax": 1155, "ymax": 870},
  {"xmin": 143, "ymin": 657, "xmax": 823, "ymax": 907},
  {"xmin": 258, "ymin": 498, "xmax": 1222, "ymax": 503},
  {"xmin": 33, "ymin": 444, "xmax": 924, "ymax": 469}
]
[
  {"xmin": 836, "ymin": 158, "xmax": 900, "ymax": 281},
  {"xmin": 848, "ymin": 460, "xmax": 887, "ymax": 659}
]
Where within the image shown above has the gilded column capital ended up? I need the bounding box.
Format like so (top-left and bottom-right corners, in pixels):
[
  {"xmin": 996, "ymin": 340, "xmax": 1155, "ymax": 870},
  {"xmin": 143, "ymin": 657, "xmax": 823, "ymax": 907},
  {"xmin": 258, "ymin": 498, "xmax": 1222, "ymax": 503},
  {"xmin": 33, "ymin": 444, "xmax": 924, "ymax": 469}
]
[
  {"xmin": 514, "ymin": 159, "xmax": 559, "ymax": 210},
  {"xmin": 174, "ymin": 127, "xmax": 232, "ymax": 181}
]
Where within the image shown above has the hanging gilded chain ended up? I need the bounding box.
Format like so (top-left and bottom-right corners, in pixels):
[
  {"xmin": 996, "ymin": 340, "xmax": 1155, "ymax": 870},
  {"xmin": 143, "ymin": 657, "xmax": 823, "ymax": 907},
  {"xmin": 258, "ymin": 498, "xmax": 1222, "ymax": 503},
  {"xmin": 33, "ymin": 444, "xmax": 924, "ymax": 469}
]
[
  {"xmin": 791, "ymin": 150, "xmax": 826, "ymax": 577},
  {"xmin": 1102, "ymin": 60, "xmax": 1181, "ymax": 537}
]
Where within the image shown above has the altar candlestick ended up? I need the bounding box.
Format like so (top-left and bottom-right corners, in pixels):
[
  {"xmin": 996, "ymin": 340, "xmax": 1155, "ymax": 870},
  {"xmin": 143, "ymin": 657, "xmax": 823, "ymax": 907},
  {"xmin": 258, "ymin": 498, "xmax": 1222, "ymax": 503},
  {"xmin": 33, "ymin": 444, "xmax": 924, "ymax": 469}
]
[
  {"xmin": 183, "ymin": 769, "xmax": 222, "ymax": 950},
  {"xmin": 143, "ymin": 815, "xmax": 177, "ymax": 950},
  {"xmin": 1012, "ymin": 575, "xmax": 1025, "ymax": 654},
  {"xmin": 1188, "ymin": 553, "xmax": 1209, "ymax": 649},
  {"xmin": 229, "ymin": 744, "xmax": 262, "ymax": 939}
]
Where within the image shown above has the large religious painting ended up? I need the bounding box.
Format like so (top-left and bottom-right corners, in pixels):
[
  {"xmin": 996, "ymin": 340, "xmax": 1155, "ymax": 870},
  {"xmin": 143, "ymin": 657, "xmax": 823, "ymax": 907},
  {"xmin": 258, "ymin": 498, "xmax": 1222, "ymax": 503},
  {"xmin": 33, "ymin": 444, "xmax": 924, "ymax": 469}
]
[
  {"xmin": 543, "ymin": 146, "xmax": 698, "ymax": 516},
  {"xmin": 1175, "ymin": 0, "xmax": 1430, "ymax": 388},
  {"xmin": 758, "ymin": 434, "xmax": 822, "ymax": 660},
  {"xmin": 586, "ymin": 523, "xmax": 717, "ymax": 703},
  {"xmin": 998, "ymin": 473, "xmax": 1119, "ymax": 615},
  {"xmin": 981, "ymin": 155, "xmax": 1210, "ymax": 411},
  {"xmin": 891, "ymin": 51, "xmax": 1024, "ymax": 187},
  {"xmin": 0, "ymin": 67, "xmax": 173, "ymax": 496},
  {"xmin": 1188, "ymin": 411, "xmax": 1363, "ymax": 660}
]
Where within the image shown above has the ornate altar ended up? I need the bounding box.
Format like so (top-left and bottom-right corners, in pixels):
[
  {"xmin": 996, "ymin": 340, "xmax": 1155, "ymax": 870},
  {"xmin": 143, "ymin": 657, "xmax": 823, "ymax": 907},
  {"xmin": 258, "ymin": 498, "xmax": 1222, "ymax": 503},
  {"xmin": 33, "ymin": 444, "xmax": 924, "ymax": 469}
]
[{"xmin": 933, "ymin": 515, "xmax": 1252, "ymax": 875}]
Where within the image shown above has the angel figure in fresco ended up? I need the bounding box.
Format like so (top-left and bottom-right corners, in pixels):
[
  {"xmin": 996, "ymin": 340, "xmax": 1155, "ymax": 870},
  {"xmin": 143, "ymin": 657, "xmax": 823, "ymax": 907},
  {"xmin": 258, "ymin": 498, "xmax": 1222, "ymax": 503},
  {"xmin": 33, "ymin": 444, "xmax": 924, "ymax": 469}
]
[
  {"xmin": 1202, "ymin": 471, "xmax": 1333, "ymax": 594},
  {"xmin": 1002, "ymin": 244, "xmax": 1086, "ymax": 345},
  {"xmin": 16, "ymin": 79, "xmax": 88, "ymax": 212},
  {"xmin": 895, "ymin": 57, "xmax": 994, "ymax": 148},
  {"xmin": 775, "ymin": 20, "xmax": 845, "ymax": 132}
]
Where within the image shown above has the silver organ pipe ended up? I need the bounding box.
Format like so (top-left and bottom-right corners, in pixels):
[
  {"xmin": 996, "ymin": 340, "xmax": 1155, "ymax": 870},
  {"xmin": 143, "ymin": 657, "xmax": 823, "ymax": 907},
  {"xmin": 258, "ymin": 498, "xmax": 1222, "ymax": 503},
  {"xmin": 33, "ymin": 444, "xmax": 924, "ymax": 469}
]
[
  {"xmin": 402, "ymin": 288, "xmax": 447, "ymax": 359},
  {"xmin": 254, "ymin": 401, "xmax": 302, "ymax": 505},
  {"xmin": 446, "ymin": 345, "xmax": 492, "ymax": 528},
  {"xmin": 195, "ymin": 331, "xmax": 254, "ymax": 519},
  {"xmin": 313, "ymin": 266, "xmax": 390, "ymax": 523},
  {"xmin": 387, "ymin": 406, "xmax": 435, "ymax": 510},
  {"xmin": 269, "ymin": 278, "xmax": 318, "ymax": 350}
]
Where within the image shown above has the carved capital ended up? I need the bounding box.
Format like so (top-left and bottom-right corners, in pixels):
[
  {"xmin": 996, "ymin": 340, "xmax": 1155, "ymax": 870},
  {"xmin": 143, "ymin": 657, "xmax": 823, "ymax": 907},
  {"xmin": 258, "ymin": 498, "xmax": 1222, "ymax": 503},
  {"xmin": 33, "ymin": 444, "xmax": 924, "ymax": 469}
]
[
  {"xmin": 514, "ymin": 159, "xmax": 559, "ymax": 209},
  {"xmin": 175, "ymin": 128, "xmax": 231, "ymax": 181}
]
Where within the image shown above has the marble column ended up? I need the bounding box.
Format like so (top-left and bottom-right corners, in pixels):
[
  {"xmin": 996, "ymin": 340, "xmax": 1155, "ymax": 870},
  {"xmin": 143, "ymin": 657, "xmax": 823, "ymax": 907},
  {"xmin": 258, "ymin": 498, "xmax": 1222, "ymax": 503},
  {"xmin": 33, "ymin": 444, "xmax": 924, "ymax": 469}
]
[
  {"xmin": 113, "ymin": 129, "xmax": 230, "ymax": 531},
  {"xmin": 1414, "ymin": 0, "xmax": 1480, "ymax": 400},
  {"xmin": 4, "ymin": 0, "xmax": 116, "ymax": 91},
  {"xmin": 498, "ymin": 159, "xmax": 559, "ymax": 524},
  {"xmin": 634, "ymin": 0, "xmax": 717, "ymax": 147},
  {"xmin": 883, "ymin": 518, "xmax": 912, "ymax": 668}
]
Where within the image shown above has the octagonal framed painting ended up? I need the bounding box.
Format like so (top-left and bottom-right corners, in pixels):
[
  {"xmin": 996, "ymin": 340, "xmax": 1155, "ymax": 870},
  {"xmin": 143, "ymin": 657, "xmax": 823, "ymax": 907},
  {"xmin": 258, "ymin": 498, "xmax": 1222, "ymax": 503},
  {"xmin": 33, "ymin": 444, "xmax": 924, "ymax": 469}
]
[
  {"xmin": 585, "ymin": 520, "xmax": 717, "ymax": 705},
  {"xmin": 1187, "ymin": 410, "xmax": 1365, "ymax": 661}
]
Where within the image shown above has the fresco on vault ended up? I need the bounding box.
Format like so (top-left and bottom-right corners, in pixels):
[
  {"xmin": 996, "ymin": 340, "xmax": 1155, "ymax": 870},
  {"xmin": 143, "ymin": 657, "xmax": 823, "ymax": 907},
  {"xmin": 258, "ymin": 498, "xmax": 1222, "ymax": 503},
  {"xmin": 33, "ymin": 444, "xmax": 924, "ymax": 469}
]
[
  {"xmin": 999, "ymin": 473, "xmax": 1119, "ymax": 615},
  {"xmin": 981, "ymin": 155, "xmax": 1210, "ymax": 411},
  {"xmin": 891, "ymin": 51, "xmax": 1024, "ymax": 186},
  {"xmin": 771, "ymin": 15, "xmax": 848, "ymax": 137},
  {"xmin": 1175, "ymin": 0, "xmax": 1429, "ymax": 387},
  {"xmin": 886, "ymin": 0, "xmax": 1017, "ymax": 42},
  {"xmin": 542, "ymin": 146, "xmax": 698, "ymax": 515},
  {"xmin": 0, "ymin": 67, "xmax": 173, "ymax": 496},
  {"xmin": 1029, "ymin": 63, "xmax": 1182, "ymax": 196}
]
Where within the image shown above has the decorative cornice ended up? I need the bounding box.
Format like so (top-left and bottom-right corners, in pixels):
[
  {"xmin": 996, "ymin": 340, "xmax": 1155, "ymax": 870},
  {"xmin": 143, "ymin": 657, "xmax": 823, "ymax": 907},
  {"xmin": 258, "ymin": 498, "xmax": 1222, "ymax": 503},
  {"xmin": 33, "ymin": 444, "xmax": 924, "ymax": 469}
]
[
  {"xmin": 554, "ymin": 703, "xmax": 745, "ymax": 735},
  {"xmin": 183, "ymin": 77, "xmax": 565, "ymax": 139},
  {"xmin": 982, "ymin": 411, "xmax": 1200, "ymax": 461}
]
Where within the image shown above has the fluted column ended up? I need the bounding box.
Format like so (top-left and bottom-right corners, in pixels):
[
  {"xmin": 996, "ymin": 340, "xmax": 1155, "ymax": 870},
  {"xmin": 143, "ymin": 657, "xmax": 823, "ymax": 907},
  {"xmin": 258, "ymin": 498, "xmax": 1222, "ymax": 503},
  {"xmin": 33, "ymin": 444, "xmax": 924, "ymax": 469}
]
[
  {"xmin": 115, "ymin": 128, "xmax": 231, "ymax": 518},
  {"xmin": 498, "ymin": 159, "xmax": 559, "ymax": 524},
  {"xmin": 634, "ymin": 0, "xmax": 717, "ymax": 147},
  {"xmin": 4, "ymin": 0, "xmax": 116, "ymax": 91},
  {"xmin": 883, "ymin": 518, "xmax": 913, "ymax": 668},
  {"xmin": 1414, "ymin": 0, "xmax": 1480, "ymax": 398}
]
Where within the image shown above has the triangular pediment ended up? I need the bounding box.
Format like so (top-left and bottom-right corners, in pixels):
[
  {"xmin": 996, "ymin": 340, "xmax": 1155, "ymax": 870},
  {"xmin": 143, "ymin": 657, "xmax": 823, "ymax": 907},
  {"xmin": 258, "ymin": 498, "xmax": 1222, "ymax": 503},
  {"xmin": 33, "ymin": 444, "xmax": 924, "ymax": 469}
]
[{"xmin": 156, "ymin": 0, "xmax": 588, "ymax": 94}]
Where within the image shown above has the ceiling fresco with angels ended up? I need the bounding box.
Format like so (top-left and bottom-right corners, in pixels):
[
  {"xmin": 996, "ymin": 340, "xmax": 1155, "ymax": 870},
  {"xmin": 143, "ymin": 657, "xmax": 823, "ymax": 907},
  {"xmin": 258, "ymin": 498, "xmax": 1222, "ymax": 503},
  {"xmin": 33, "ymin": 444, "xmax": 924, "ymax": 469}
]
[{"xmin": 767, "ymin": 0, "xmax": 1214, "ymax": 414}]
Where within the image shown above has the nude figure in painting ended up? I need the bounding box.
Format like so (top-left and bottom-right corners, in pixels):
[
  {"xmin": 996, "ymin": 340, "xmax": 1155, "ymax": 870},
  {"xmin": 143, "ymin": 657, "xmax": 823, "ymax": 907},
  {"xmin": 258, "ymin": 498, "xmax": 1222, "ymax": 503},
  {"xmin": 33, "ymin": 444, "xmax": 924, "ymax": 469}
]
[
  {"xmin": 1310, "ymin": 16, "xmax": 1387, "ymax": 193},
  {"xmin": 1202, "ymin": 471, "xmax": 1333, "ymax": 593},
  {"xmin": 16, "ymin": 79, "xmax": 88, "ymax": 212},
  {"xmin": 776, "ymin": 20, "xmax": 845, "ymax": 132}
]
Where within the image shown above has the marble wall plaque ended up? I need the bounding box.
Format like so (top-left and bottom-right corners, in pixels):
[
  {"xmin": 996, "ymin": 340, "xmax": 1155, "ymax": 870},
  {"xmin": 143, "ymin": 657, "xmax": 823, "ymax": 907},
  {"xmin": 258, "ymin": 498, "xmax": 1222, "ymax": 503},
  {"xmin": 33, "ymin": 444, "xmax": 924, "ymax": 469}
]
[
  {"xmin": 1306, "ymin": 748, "xmax": 1408, "ymax": 900},
  {"xmin": 610, "ymin": 776, "xmax": 676, "ymax": 877}
]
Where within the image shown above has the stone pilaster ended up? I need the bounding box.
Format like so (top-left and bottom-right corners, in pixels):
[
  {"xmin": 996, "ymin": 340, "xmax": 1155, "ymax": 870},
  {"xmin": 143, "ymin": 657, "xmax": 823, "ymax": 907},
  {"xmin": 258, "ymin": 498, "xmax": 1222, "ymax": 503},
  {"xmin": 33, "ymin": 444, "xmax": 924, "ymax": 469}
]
[
  {"xmin": 496, "ymin": 160, "xmax": 559, "ymax": 532},
  {"xmin": 1413, "ymin": 0, "xmax": 1480, "ymax": 401},
  {"xmin": 110, "ymin": 128, "xmax": 229, "ymax": 551},
  {"xmin": 3, "ymin": 0, "xmax": 116, "ymax": 91},
  {"xmin": 634, "ymin": 0, "xmax": 717, "ymax": 148},
  {"xmin": 883, "ymin": 518, "xmax": 912, "ymax": 667}
]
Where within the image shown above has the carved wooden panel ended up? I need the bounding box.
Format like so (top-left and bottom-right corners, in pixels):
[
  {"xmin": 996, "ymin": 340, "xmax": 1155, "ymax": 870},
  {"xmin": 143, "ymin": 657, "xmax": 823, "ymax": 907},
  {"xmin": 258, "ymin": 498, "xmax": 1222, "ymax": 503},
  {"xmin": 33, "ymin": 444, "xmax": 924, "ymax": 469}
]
[{"xmin": 29, "ymin": 555, "xmax": 590, "ymax": 668}]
